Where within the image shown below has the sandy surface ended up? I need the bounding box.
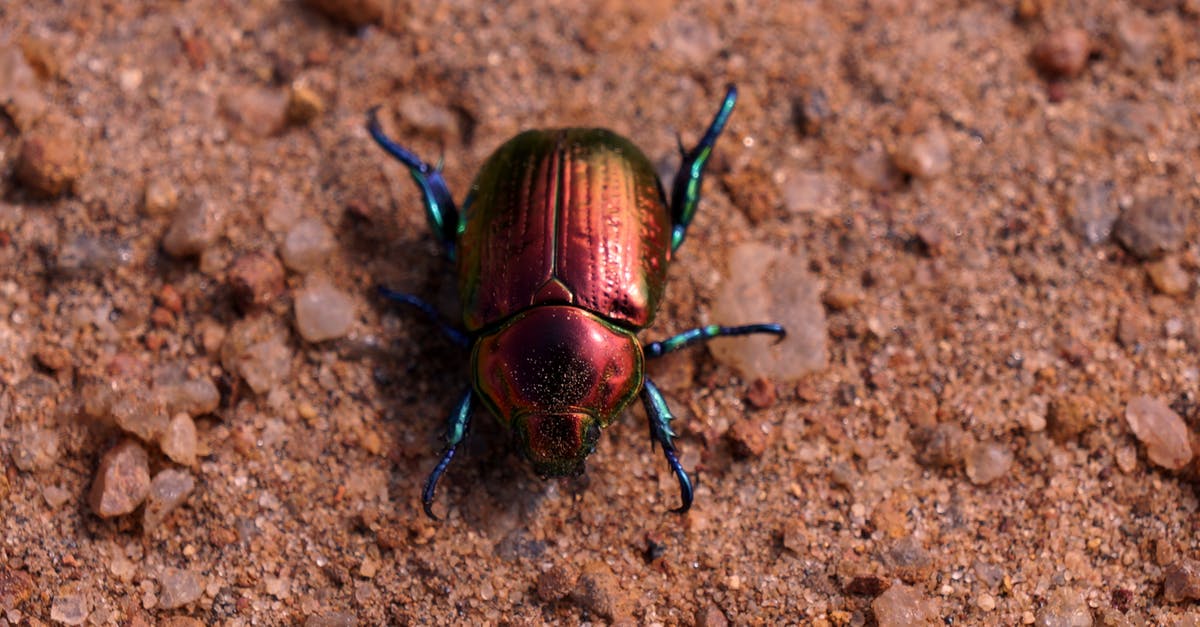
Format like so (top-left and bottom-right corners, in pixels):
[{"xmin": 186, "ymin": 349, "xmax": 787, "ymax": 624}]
[{"xmin": 2, "ymin": 1, "xmax": 1199, "ymax": 625}]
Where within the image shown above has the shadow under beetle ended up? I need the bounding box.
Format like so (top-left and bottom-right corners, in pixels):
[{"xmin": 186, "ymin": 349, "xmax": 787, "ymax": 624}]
[{"xmin": 368, "ymin": 85, "xmax": 785, "ymax": 520}]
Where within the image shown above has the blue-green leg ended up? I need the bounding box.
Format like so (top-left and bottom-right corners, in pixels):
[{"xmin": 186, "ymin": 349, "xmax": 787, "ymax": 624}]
[
  {"xmin": 377, "ymin": 286, "xmax": 469, "ymax": 348},
  {"xmin": 669, "ymin": 85, "xmax": 738, "ymax": 251},
  {"xmin": 641, "ymin": 379, "xmax": 693, "ymax": 513},
  {"xmin": 367, "ymin": 108, "xmax": 460, "ymax": 259},
  {"xmin": 643, "ymin": 323, "xmax": 785, "ymax": 359},
  {"xmin": 422, "ymin": 389, "xmax": 475, "ymax": 520}
]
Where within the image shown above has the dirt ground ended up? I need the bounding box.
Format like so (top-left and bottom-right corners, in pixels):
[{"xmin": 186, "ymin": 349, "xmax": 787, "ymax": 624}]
[{"xmin": 2, "ymin": 0, "xmax": 1199, "ymax": 624}]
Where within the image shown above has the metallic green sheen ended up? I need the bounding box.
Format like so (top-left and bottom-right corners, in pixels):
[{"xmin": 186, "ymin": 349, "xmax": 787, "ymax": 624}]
[{"xmin": 456, "ymin": 129, "xmax": 672, "ymax": 331}]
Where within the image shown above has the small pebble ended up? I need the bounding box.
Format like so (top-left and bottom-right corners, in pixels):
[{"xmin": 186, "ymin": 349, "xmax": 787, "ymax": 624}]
[
  {"xmin": 12, "ymin": 426, "xmax": 59, "ymax": 472},
  {"xmin": 746, "ymin": 378, "xmax": 776, "ymax": 409},
  {"xmin": 1116, "ymin": 307, "xmax": 1152, "ymax": 349},
  {"xmin": 783, "ymin": 170, "xmax": 836, "ymax": 218},
  {"xmin": 14, "ymin": 118, "xmax": 85, "ymax": 197},
  {"xmin": 221, "ymin": 315, "xmax": 293, "ymax": 394},
  {"xmin": 287, "ymin": 83, "xmax": 324, "ymax": 125},
  {"xmin": 220, "ymin": 86, "xmax": 288, "ymax": 138},
  {"xmin": 0, "ymin": 570, "xmax": 35, "ymax": 608},
  {"xmin": 294, "ymin": 277, "xmax": 356, "ymax": 342},
  {"xmin": 34, "ymin": 342, "xmax": 72, "ymax": 372},
  {"xmin": 965, "ymin": 441, "xmax": 1013, "ymax": 485},
  {"xmin": 698, "ymin": 605, "xmax": 730, "ymax": 627},
  {"xmin": 228, "ymin": 252, "xmax": 284, "ymax": 310},
  {"xmin": 892, "ymin": 129, "xmax": 951, "ymax": 179},
  {"xmin": 1047, "ymin": 395, "xmax": 1094, "ymax": 442},
  {"xmin": 1124, "ymin": 396, "xmax": 1193, "ymax": 470},
  {"xmin": 157, "ymin": 377, "xmax": 220, "ymax": 417},
  {"xmin": 142, "ymin": 176, "xmax": 179, "ymax": 216},
  {"xmin": 822, "ymin": 285, "xmax": 863, "ymax": 311},
  {"xmin": 1115, "ymin": 445, "xmax": 1138, "ymax": 473},
  {"xmin": 911, "ymin": 423, "xmax": 967, "ymax": 469},
  {"xmin": 1033, "ymin": 28, "xmax": 1091, "ymax": 77},
  {"xmin": 303, "ymin": 0, "xmax": 383, "ymax": 25},
  {"xmin": 1114, "ymin": 195, "xmax": 1189, "ymax": 260},
  {"xmin": 851, "ymin": 146, "xmax": 903, "ymax": 193},
  {"xmin": 872, "ymin": 582, "xmax": 939, "ymax": 627},
  {"xmin": 1145, "ymin": 257, "xmax": 1190, "ymax": 295},
  {"xmin": 143, "ymin": 468, "xmax": 195, "ymax": 531},
  {"xmin": 42, "ymin": 484, "xmax": 71, "ymax": 509},
  {"xmin": 887, "ymin": 537, "xmax": 934, "ymax": 583},
  {"xmin": 573, "ymin": 561, "xmax": 632, "ymax": 621},
  {"xmin": 537, "ymin": 564, "xmax": 578, "ymax": 602},
  {"xmin": 281, "ymin": 218, "xmax": 336, "ymax": 273},
  {"xmin": 1163, "ymin": 559, "xmax": 1200, "ymax": 603},
  {"xmin": 1037, "ymin": 587, "xmax": 1092, "ymax": 626},
  {"xmin": 977, "ymin": 593, "xmax": 997, "ymax": 612},
  {"xmin": 157, "ymin": 567, "xmax": 202, "ymax": 609},
  {"xmin": 395, "ymin": 94, "xmax": 460, "ymax": 144},
  {"xmin": 710, "ymin": 243, "xmax": 826, "ymax": 380},
  {"xmin": 162, "ymin": 195, "xmax": 227, "ymax": 258},
  {"xmin": 111, "ymin": 393, "xmax": 170, "ymax": 443},
  {"xmin": 723, "ymin": 165, "xmax": 777, "ymax": 224},
  {"xmin": 160, "ymin": 414, "xmax": 198, "ymax": 466},
  {"xmin": 1065, "ymin": 181, "xmax": 1116, "ymax": 246},
  {"xmin": 305, "ymin": 613, "xmax": 359, "ymax": 627},
  {"xmin": 89, "ymin": 440, "xmax": 151, "ymax": 518},
  {"xmin": 0, "ymin": 43, "xmax": 48, "ymax": 129},
  {"xmin": 726, "ymin": 418, "xmax": 770, "ymax": 458},
  {"xmin": 49, "ymin": 589, "xmax": 90, "ymax": 625}
]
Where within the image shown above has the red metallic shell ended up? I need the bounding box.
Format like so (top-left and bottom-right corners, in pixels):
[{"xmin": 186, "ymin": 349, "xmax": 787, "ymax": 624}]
[
  {"xmin": 456, "ymin": 129, "xmax": 671, "ymax": 331},
  {"xmin": 471, "ymin": 305, "xmax": 644, "ymax": 476}
]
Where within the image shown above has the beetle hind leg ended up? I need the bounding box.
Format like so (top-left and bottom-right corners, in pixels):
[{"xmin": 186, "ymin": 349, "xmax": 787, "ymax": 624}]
[
  {"xmin": 367, "ymin": 108, "xmax": 460, "ymax": 258},
  {"xmin": 641, "ymin": 379, "xmax": 694, "ymax": 513},
  {"xmin": 668, "ymin": 84, "xmax": 738, "ymax": 251},
  {"xmin": 643, "ymin": 323, "xmax": 785, "ymax": 359},
  {"xmin": 422, "ymin": 389, "xmax": 475, "ymax": 520}
]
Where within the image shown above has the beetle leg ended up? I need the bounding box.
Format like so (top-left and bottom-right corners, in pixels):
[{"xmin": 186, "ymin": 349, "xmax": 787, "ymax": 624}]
[
  {"xmin": 643, "ymin": 323, "xmax": 785, "ymax": 359},
  {"xmin": 422, "ymin": 388, "xmax": 476, "ymax": 520},
  {"xmin": 367, "ymin": 107, "xmax": 460, "ymax": 259},
  {"xmin": 376, "ymin": 286, "xmax": 470, "ymax": 348},
  {"xmin": 640, "ymin": 379, "xmax": 694, "ymax": 513},
  {"xmin": 668, "ymin": 84, "xmax": 738, "ymax": 251}
]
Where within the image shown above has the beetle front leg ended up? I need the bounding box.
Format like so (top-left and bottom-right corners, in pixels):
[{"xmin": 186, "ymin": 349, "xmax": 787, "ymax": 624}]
[
  {"xmin": 377, "ymin": 286, "xmax": 470, "ymax": 348},
  {"xmin": 641, "ymin": 379, "xmax": 694, "ymax": 513},
  {"xmin": 422, "ymin": 388, "xmax": 475, "ymax": 520},
  {"xmin": 643, "ymin": 323, "xmax": 785, "ymax": 359},
  {"xmin": 668, "ymin": 85, "xmax": 738, "ymax": 251},
  {"xmin": 367, "ymin": 108, "xmax": 460, "ymax": 259}
]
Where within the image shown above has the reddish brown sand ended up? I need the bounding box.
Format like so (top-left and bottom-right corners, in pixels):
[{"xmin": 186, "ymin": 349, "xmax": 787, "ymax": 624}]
[{"xmin": 2, "ymin": 1, "xmax": 1199, "ymax": 625}]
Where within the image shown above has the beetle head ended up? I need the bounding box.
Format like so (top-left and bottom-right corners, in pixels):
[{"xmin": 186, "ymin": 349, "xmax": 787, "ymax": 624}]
[{"xmin": 472, "ymin": 306, "xmax": 644, "ymax": 476}]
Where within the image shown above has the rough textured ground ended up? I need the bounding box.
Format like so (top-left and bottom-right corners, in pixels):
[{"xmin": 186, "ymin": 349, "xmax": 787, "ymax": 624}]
[{"xmin": 2, "ymin": 1, "xmax": 1200, "ymax": 625}]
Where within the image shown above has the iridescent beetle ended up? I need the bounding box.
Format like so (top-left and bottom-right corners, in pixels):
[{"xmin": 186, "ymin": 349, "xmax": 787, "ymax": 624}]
[{"xmin": 368, "ymin": 85, "xmax": 784, "ymax": 519}]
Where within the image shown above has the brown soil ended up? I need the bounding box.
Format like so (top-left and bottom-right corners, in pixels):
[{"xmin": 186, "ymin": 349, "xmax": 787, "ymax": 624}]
[{"xmin": 2, "ymin": 1, "xmax": 1199, "ymax": 625}]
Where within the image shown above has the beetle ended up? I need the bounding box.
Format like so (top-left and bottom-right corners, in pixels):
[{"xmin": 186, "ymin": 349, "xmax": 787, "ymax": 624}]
[{"xmin": 368, "ymin": 85, "xmax": 784, "ymax": 519}]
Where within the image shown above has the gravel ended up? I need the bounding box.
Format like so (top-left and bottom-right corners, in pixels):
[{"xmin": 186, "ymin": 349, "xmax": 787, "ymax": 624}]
[
  {"xmin": 294, "ymin": 277, "xmax": 356, "ymax": 342},
  {"xmin": 1124, "ymin": 396, "xmax": 1193, "ymax": 470},
  {"xmin": 157, "ymin": 567, "xmax": 203, "ymax": 610},
  {"xmin": 1113, "ymin": 195, "xmax": 1190, "ymax": 261},
  {"xmin": 281, "ymin": 218, "xmax": 336, "ymax": 273},
  {"xmin": 872, "ymin": 582, "xmax": 939, "ymax": 626},
  {"xmin": 1033, "ymin": 28, "xmax": 1090, "ymax": 77},
  {"xmin": 143, "ymin": 468, "xmax": 196, "ymax": 530},
  {"xmin": 709, "ymin": 243, "xmax": 827, "ymax": 381},
  {"xmin": 162, "ymin": 195, "xmax": 228, "ymax": 258},
  {"xmin": 89, "ymin": 440, "xmax": 151, "ymax": 518}
]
